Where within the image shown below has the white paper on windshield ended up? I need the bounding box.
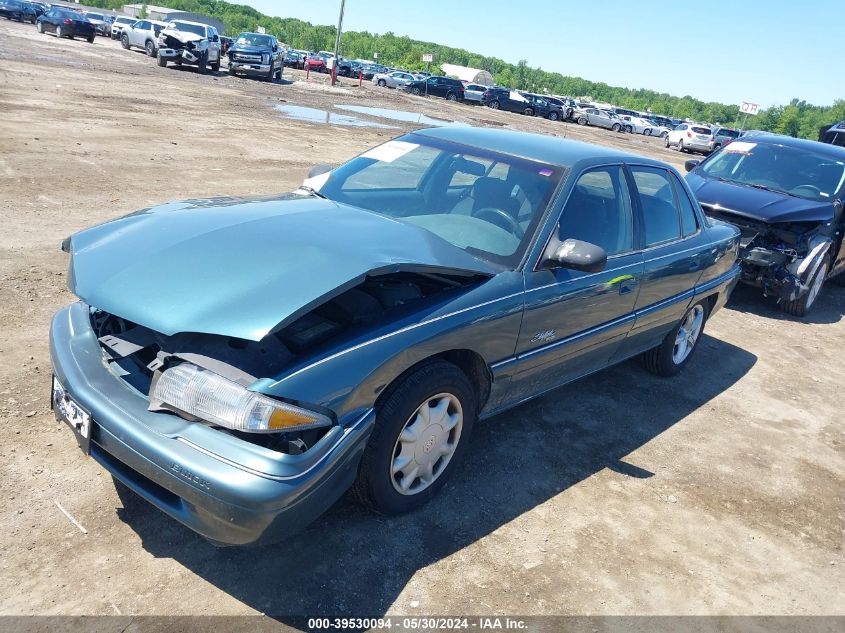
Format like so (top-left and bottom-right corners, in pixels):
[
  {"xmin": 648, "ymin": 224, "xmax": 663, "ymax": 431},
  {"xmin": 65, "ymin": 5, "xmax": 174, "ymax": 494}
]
[
  {"xmin": 360, "ymin": 140, "xmax": 419, "ymax": 163},
  {"xmin": 299, "ymin": 170, "xmax": 331, "ymax": 192},
  {"xmin": 510, "ymin": 90, "xmax": 527, "ymax": 102},
  {"xmin": 724, "ymin": 141, "xmax": 757, "ymax": 154}
]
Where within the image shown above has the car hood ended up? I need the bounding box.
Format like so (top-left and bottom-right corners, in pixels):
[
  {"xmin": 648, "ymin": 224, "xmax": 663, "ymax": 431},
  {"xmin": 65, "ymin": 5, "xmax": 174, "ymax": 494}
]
[
  {"xmin": 162, "ymin": 29, "xmax": 204, "ymax": 43},
  {"xmin": 65, "ymin": 195, "xmax": 496, "ymax": 341},
  {"xmin": 686, "ymin": 172, "xmax": 835, "ymax": 224}
]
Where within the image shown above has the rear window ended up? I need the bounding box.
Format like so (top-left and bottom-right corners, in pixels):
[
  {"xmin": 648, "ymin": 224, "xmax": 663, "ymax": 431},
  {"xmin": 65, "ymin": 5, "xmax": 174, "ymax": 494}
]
[
  {"xmin": 718, "ymin": 129, "xmax": 740, "ymax": 139},
  {"xmin": 692, "ymin": 127, "xmax": 711, "ymax": 135}
]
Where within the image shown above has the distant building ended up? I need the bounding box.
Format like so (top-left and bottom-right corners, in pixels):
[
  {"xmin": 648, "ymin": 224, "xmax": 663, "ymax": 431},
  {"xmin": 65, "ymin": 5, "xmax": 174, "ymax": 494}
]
[
  {"xmin": 439, "ymin": 64, "xmax": 493, "ymax": 86},
  {"xmin": 122, "ymin": 4, "xmax": 225, "ymax": 33}
]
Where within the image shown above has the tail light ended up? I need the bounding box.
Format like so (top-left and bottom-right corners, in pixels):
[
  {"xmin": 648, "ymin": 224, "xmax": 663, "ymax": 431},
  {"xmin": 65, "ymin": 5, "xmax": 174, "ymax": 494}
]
[
  {"xmin": 687, "ymin": 131, "xmax": 692, "ymax": 138},
  {"xmin": 63, "ymin": 18, "xmax": 72, "ymax": 24}
]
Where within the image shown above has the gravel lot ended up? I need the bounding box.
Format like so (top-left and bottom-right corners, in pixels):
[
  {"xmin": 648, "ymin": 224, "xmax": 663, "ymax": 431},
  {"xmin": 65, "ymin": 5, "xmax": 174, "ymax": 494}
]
[{"xmin": 0, "ymin": 19, "xmax": 843, "ymax": 622}]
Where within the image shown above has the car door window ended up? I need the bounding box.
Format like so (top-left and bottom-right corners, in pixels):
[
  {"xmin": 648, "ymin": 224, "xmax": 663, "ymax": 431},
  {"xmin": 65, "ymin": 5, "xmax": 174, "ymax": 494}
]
[
  {"xmin": 669, "ymin": 172, "xmax": 699, "ymax": 235},
  {"xmin": 558, "ymin": 167, "xmax": 633, "ymax": 255},
  {"xmin": 630, "ymin": 166, "xmax": 682, "ymax": 246}
]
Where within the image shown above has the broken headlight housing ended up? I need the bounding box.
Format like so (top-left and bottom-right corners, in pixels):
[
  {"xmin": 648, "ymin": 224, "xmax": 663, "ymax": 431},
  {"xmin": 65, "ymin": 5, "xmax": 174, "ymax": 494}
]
[{"xmin": 152, "ymin": 363, "xmax": 332, "ymax": 433}]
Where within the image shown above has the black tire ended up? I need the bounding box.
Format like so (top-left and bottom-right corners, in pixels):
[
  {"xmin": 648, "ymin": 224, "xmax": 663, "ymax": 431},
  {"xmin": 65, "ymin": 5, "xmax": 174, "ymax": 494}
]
[
  {"xmin": 679, "ymin": 139, "xmax": 686, "ymax": 153},
  {"xmin": 612, "ymin": 122, "xmax": 622, "ymax": 132},
  {"xmin": 145, "ymin": 40, "xmax": 155, "ymax": 57},
  {"xmin": 624, "ymin": 125, "xmax": 632, "ymax": 133},
  {"xmin": 265, "ymin": 63, "xmax": 275, "ymax": 81},
  {"xmin": 377, "ymin": 78, "xmax": 386, "ymax": 87},
  {"xmin": 211, "ymin": 56, "xmax": 220, "ymax": 72},
  {"xmin": 87, "ymin": 34, "xmax": 94, "ymax": 44},
  {"xmin": 662, "ymin": 130, "xmax": 669, "ymax": 138},
  {"xmin": 642, "ymin": 301, "xmax": 709, "ymax": 377},
  {"xmin": 56, "ymin": 25, "xmax": 63, "ymax": 38},
  {"xmin": 644, "ymin": 128, "xmax": 651, "ymax": 136},
  {"xmin": 781, "ymin": 256, "xmax": 830, "ymax": 317},
  {"xmin": 446, "ymin": 92, "xmax": 458, "ymax": 101},
  {"xmin": 411, "ymin": 86, "xmax": 421, "ymax": 96},
  {"xmin": 548, "ymin": 111, "xmax": 559, "ymax": 121},
  {"xmin": 352, "ymin": 360, "xmax": 477, "ymax": 515},
  {"xmin": 196, "ymin": 52, "xmax": 208, "ymax": 74},
  {"xmin": 489, "ymin": 100, "xmax": 500, "ymax": 109},
  {"xmin": 577, "ymin": 116, "xmax": 588, "ymax": 125},
  {"xmin": 664, "ymin": 135, "xmax": 671, "ymax": 148},
  {"xmin": 713, "ymin": 143, "xmax": 721, "ymax": 151},
  {"xmin": 121, "ymin": 33, "xmax": 129, "ymax": 49},
  {"xmin": 156, "ymin": 54, "xmax": 167, "ymax": 67},
  {"xmin": 523, "ymin": 107, "xmax": 534, "ymax": 116}
]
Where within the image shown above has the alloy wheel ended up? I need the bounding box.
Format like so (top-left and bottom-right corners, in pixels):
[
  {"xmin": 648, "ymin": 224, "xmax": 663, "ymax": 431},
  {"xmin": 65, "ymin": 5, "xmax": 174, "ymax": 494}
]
[{"xmin": 672, "ymin": 305, "xmax": 704, "ymax": 364}]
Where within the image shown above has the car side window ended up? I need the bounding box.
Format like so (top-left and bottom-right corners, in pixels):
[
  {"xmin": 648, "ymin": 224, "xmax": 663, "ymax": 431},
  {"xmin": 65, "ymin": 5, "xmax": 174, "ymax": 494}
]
[
  {"xmin": 669, "ymin": 172, "xmax": 699, "ymax": 235},
  {"xmin": 558, "ymin": 166, "xmax": 633, "ymax": 255},
  {"xmin": 630, "ymin": 166, "xmax": 682, "ymax": 246}
]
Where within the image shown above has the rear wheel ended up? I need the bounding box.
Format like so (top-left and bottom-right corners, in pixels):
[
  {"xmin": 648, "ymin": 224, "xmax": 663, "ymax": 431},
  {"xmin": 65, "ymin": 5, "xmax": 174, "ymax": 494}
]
[
  {"xmin": 489, "ymin": 100, "xmax": 500, "ymax": 109},
  {"xmin": 36, "ymin": 21, "xmax": 42, "ymax": 33},
  {"xmin": 577, "ymin": 116, "xmax": 588, "ymax": 125},
  {"xmin": 644, "ymin": 128, "xmax": 651, "ymax": 136},
  {"xmin": 642, "ymin": 301, "xmax": 708, "ymax": 377},
  {"xmin": 523, "ymin": 107, "xmax": 534, "ymax": 116},
  {"xmin": 781, "ymin": 256, "xmax": 829, "ymax": 317},
  {"xmin": 611, "ymin": 122, "xmax": 622, "ymax": 132},
  {"xmin": 352, "ymin": 360, "xmax": 476, "ymax": 515},
  {"xmin": 145, "ymin": 40, "xmax": 155, "ymax": 57},
  {"xmin": 377, "ymin": 78, "xmax": 386, "ymax": 87},
  {"xmin": 87, "ymin": 33, "xmax": 94, "ymax": 43},
  {"xmin": 447, "ymin": 92, "xmax": 458, "ymax": 101},
  {"xmin": 121, "ymin": 33, "xmax": 129, "ymax": 49},
  {"xmin": 678, "ymin": 139, "xmax": 686, "ymax": 152},
  {"xmin": 664, "ymin": 135, "xmax": 671, "ymax": 147},
  {"xmin": 548, "ymin": 110, "xmax": 559, "ymax": 121},
  {"xmin": 411, "ymin": 86, "xmax": 421, "ymax": 96},
  {"xmin": 56, "ymin": 25, "xmax": 63, "ymax": 38},
  {"xmin": 624, "ymin": 124, "xmax": 632, "ymax": 133}
]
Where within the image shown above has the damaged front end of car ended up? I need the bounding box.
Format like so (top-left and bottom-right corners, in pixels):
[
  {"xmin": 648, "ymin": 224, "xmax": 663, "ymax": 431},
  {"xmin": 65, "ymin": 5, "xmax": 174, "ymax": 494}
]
[
  {"xmin": 704, "ymin": 207, "xmax": 834, "ymax": 302},
  {"xmin": 158, "ymin": 31, "xmax": 208, "ymax": 64}
]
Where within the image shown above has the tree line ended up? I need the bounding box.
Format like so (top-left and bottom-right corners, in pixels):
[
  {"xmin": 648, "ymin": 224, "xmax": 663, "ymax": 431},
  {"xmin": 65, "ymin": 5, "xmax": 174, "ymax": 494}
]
[{"xmin": 86, "ymin": 0, "xmax": 842, "ymax": 140}]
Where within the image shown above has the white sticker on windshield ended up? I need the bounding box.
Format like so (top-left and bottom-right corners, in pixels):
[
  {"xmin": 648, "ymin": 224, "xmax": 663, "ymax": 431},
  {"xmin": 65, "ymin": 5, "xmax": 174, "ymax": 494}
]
[
  {"xmin": 724, "ymin": 141, "xmax": 757, "ymax": 154},
  {"xmin": 360, "ymin": 140, "xmax": 419, "ymax": 163}
]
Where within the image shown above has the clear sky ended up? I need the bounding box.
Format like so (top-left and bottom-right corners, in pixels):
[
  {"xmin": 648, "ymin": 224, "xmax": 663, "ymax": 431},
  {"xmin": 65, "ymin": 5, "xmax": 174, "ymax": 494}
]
[{"xmin": 251, "ymin": 0, "xmax": 836, "ymax": 108}]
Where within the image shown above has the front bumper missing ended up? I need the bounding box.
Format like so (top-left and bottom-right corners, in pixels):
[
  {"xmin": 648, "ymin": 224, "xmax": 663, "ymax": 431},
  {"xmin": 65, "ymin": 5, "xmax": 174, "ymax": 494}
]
[
  {"xmin": 49, "ymin": 302, "xmax": 374, "ymax": 545},
  {"xmin": 159, "ymin": 48, "xmax": 205, "ymax": 64}
]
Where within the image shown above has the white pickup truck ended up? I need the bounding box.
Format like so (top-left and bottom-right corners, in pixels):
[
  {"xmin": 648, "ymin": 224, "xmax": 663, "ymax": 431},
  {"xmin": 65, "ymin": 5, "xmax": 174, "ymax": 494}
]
[{"xmin": 156, "ymin": 20, "xmax": 222, "ymax": 73}]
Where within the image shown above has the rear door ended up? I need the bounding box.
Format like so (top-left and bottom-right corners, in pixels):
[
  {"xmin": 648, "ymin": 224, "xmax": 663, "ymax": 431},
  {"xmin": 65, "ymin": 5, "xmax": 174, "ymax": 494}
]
[
  {"xmin": 509, "ymin": 165, "xmax": 643, "ymax": 400},
  {"xmin": 621, "ymin": 164, "xmax": 713, "ymax": 356}
]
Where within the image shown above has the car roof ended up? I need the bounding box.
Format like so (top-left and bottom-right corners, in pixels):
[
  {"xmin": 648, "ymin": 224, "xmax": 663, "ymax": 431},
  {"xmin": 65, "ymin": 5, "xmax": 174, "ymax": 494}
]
[
  {"xmin": 740, "ymin": 134, "xmax": 845, "ymax": 159},
  {"xmin": 168, "ymin": 19, "xmax": 208, "ymax": 27},
  {"xmin": 413, "ymin": 127, "xmax": 665, "ymax": 168}
]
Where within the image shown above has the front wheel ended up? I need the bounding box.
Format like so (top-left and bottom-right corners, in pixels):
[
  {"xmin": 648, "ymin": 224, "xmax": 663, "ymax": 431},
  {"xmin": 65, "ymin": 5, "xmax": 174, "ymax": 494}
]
[
  {"xmin": 352, "ymin": 360, "xmax": 476, "ymax": 515},
  {"xmin": 87, "ymin": 34, "xmax": 94, "ymax": 43},
  {"xmin": 36, "ymin": 20, "xmax": 42, "ymax": 33},
  {"xmin": 664, "ymin": 135, "xmax": 671, "ymax": 147},
  {"xmin": 156, "ymin": 54, "xmax": 167, "ymax": 67},
  {"xmin": 377, "ymin": 79, "xmax": 386, "ymax": 87},
  {"xmin": 523, "ymin": 107, "xmax": 534, "ymax": 116},
  {"xmin": 411, "ymin": 86, "xmax": 421, "ymax": 96},
  {"xmin": 56, "ymin": 25, "xmax": 63, "ymax": 38},
  {"xmin": 489, "ymin": 100, "xmax": 500, "ymax": 109},
  {"xmin": 548, "ymin": 111, "xmax": 559, "ymax": 121},
  {"xmin": 624, "ymin": 125, "xmax": 633, "ymax": 133},
  {"xmin": 121, "ymin": 33, "xmax": 129, "ymax": 49},
  {"xmin": 577, "ymin": 116, "xmax": 588, "ymax": 125},
  {"xmin": 211, "ymin": 56, "xmax": 220, "ymax": 72},
  {"xmin": 611, "ymin": 122, "xmax": 622, "ymax": 132},
  {"xmin": 145, "ymin": 40, "xmax": 155, "ymax": 57},
  {"xmin": 642, "ymin": 301, "xmax": 708, "ymax": 377},
  {"xmin": 781, "ymin": 257, "xmax": 829, "ymax": 317},
  {"xmin": 446, "ymin": 92, "xmax": 458, "ymax": 101}
]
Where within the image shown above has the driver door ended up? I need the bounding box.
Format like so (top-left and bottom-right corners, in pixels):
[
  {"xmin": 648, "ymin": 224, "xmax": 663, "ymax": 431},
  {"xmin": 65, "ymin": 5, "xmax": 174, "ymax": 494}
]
[{"xmin": 509, "ymin": 165, "xmax": 643, "ymax": 401}]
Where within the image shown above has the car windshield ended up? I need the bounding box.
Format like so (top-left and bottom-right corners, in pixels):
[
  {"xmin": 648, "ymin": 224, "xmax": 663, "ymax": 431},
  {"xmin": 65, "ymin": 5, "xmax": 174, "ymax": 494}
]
[
  {"xmin": 699, "ymin": 141, "xmax": 845, "ymax": 202},
  {"xmin": 236, "ymin": 34, "xmax": 272, "ymax": 47},
  {"xmin": 718, "ymin": 129, "xmax": 740, "ymax": 139},
  {"xmin": 316, "ymin": 134, "xmax": 565, "ymax": 267},
  {"xmin": 86, "ymin": 13, "xmax": 104, "ymax": 20},
  {"xmin": 115, "ymin": 17, "xmax": 133, "ymax": 24},
  {"xmin": 169, "ymin": 22, "xmax": 205, "ymax": 36}
]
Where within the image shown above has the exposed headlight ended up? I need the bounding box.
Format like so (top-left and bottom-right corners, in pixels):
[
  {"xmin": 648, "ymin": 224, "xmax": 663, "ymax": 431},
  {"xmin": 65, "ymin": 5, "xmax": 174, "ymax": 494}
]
[
  {"xmin": 152, "ymin": 363, "xmax": 332, "ymax": 433},
  {"xmin": 262, "ymin": 53, "xmax": 270, "ymax": 64},
  {"xmin": 195, "ymin": 39, "xmax": 208, "ymax": 49}
]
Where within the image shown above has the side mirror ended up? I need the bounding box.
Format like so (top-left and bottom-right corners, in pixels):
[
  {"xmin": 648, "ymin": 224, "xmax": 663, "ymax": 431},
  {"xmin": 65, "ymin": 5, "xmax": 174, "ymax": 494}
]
[
  {"xmin": 307, "ymin": 164, "xmax": 332, "ymax": 179},
  {"xmin": 684, "ymin": 159, "xmax": 700, "ymax": 172},
  {"xmin": 543, "ymin": 238, "xmax": 607, "ymax": 273}
]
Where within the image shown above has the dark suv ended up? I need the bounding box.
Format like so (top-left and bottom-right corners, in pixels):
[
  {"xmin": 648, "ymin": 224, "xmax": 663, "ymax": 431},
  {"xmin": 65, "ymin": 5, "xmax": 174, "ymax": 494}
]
[
  {"xmin": 482, "ymin": 88, "xmax": 562, "ymax": 119},
  {"xmin": 404, "ymin": 76, "xmax": 464, "ymax": 101}
]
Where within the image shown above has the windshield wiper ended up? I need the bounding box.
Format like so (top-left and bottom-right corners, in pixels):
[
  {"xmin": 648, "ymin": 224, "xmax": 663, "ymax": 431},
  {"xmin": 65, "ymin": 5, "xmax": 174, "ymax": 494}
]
[
  {"xmin": 748, "ymin": 183, "xmax": 799, "ymax": 197},
  {"xmin": 298, "ymin": 185, "xmax": 327, "ymax": 199}
]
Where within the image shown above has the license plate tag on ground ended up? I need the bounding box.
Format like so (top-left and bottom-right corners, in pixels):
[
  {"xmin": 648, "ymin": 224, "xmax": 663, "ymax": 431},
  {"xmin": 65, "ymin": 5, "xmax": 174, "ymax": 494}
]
[{"xmin": 52, "ymin": 376, "xmax": 91, "ymax": 454}]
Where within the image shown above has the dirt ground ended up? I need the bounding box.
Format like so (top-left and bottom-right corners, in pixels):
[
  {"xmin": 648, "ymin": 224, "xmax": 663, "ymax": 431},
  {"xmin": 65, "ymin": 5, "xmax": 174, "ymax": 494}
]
[{"xmin": 0, "ymin": 19, "xmax": 843, "ymax": 622}]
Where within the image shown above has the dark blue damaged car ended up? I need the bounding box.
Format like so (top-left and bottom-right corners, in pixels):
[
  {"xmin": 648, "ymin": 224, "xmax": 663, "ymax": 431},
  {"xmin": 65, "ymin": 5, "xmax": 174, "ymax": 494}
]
[{"xmin": 50, "ymin": 128, "xmax": 740, "ymax": 545}]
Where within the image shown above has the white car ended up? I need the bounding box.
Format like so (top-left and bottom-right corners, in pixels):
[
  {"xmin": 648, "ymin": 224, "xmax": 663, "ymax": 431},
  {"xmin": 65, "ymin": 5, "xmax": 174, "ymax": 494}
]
[
  {"xmin": 621, "ymin": 115, "xmax": 670, "ymax": 137},
  {"xmin": 110, "ymin": 16, "xmax": 135, "ymax": 40},
  {"xmin": 121, "ymin": 19, "xmax": 168, "ymax": 56},
  {"xmin": 665, "ymin": 123, "xmax": 714, "ymax": 154},
  {"xmin": 372, "ymin": 71, "xmax": 416, "ymax": 89},
  {"xmin": 157, "ymin": 20, "xmax": 222, "ymax": 73},
  {"xmin": 462, "ymin": 83, "xmax": 489, "ymax": 103},
  {"xmin": 575, "ymin": 108, "xmax": 624, "ymax": 131}
]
